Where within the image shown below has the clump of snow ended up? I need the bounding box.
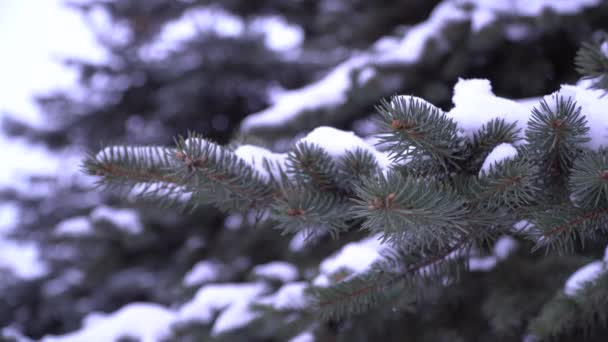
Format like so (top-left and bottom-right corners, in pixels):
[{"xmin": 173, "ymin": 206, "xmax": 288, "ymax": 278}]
[
  {"xmin": 289, "ymin": 331, "xmax": 315, "ymax": 342},
  {"xmin": 564, "ymin": 261, "xmax": 606, "ymax": 296},
  {"xmin": 448, "ymin": 79, "xmax": 531, "ymax": 140},
  {"xmin": 211, "ymin": 300, "xmax": 257, "ymax": 336},
  {"xmin": 301, "ymin": 126, "xmax": 392, "ymax": 171},
  {"xmin": 375, "ymin": 2, "xmax": 468, "ymax": 63},
  {"xmin": 545, "ymin": 84, "xmax": 608, "ymax": 149},
  {"xmin": 251, "ymin": 16, "xmax": 304, "ymax": 52},
  {"xmin": 0, "ymin": 202, "xmax": 19, "ymax": 234},
  {"xmin": 601, "ymin": 41, "xmax": 608, "ymax": 57},
  {"xmin": 41, "ymin": 303, "xmax": 176, "ymax": 342},
  {"xmin": 319, "ymin": 235, "xmax": 384, "ymax": 278},
  {"xmin": 468, "ymin": 256, "xmax": 497, "ymax": 271},
  {"xmin": 178, "ymin": 283, "xmax": 267, "ymax": 323},
  {"xmin": 1, "ymin": 327, "xmax": 33, "ymax": 342},
  {"xmin": 241, "ymin": 55, "xmax": 370, "ymax": 131},
  {"xmin": 183, "ymin": 261, "xmax": 222, "ymax": 287},
  {"xmin": 494, "ymin": 235, "xmax": 518, "ymax": 260},
  {"xmin": 0, "ymin": 237, "xmax": 47, "ymax": 279},
  {"xmin": 357, "ymin": 67, "xmax": 376, "ymax": 85},
  {"xmin": 141, "ymin": 7, "xmax": 303, "ymax": 61},
  {"xmin": 224, "ymin": 214, "xmax": 243, "ymax": 230},
  {"xmin": 461, "ymin": 0, "xmax": 601, "ymax": 17},
  {"xmin": 289, "ymin": 231, "xmax": 309, "ymax": 252},
  {"xmin": 512, "ymin": 220, "xmax": 534, "ymax": 233},
  {"xmin": 479, "ymin": 143, "xmax": 519, "ymax": 176},
  {"xmin": 256, "ymin": 282, "xmax": 309, "ymax": 310},
  {"xmin": 469, "ymin": 235, "xmax": 518, "ymax": 272},
  {"xmin": 54, "ymin": 216, "xmax": 93, "ymax": 237},
  {"xmin": 90, "ymin": 205, "xmax": 143, "ymax": 234},
  {"xmin": 252, "ymin": 261, "xmax": 298, "ymax": 282},
  {"xmin": 234, "ymin": 145, "xmax": 287, "ymax": 182},
  {"xmin": 235, "ymin": 126, "xmax": 392, "ymax": 180},
  {"xmin": 470, "ymin": 8, "xmax": 496, "ymax": 32}
]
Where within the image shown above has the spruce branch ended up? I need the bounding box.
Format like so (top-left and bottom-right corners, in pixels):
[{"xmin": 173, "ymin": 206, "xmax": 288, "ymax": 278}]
[
  {"xmin": 286, "ymin": 142, "xmax": 340, "ymax": 191},
  {"xmin": 528, "ymin": 205, "xmax": 608, "ymax": 253},
  {"xmin": 270, "ymin": 185, "xmax": 350, "ymax": 238},
  {"xmin": 338, "ymin": 148, "xmax": 381, "ymax": 188},
  {"xmin": 351, "ymin": 171, "xmax": 470, "ymax": 249},
  {"xmin": 525, "ymin": 96, "xmax": 590, "ymax": 185},
  {"xmin": 311, "ymin": 237, "xmax": 472, "ymax": 320},
  {"xmin": 570, "ymin": 148, "xmax": 608, "ymax": 209},
  {"xmin": 464, "ymin": 158, "xmax": 539, "ymax": 209},
  {"xmin": 376, "ymin": 95, "xmax": 466, "ymax": 168},
  {"xmin": 529, "ymin": 274, "xmax": 608, "ymax": 340},
  {"xmin": 171, "ymin": 133, "xmax": 274, "ymax": 210},
  {"xmin": 465, "ymin": 118, "xmax": 521, "ymax": 173},
  {"xmin": 575, "ymin": 35, "xmax": 608, "ymax": 93}
]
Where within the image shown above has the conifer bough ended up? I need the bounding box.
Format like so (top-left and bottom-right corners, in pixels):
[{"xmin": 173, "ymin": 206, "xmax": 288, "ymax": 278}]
[{"xmin": 84, "ymin": 41, "xmax": 608, "ymax": 340}]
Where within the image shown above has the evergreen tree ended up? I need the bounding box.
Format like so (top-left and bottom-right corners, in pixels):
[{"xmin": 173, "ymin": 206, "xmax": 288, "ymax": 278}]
[{"xmin": 3, "ymin": 1, "xmax": 608, "ymax": 341}]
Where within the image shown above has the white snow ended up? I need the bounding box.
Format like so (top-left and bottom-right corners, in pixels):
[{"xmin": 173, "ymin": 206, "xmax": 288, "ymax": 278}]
[
  {"xmin": 468, "ymin": 256, "xmax": 497, "ymax": 271},
  {"xmin": 375, "ymin": 2, "xmax": 468, "ymax": 64},
  {"xmin": 289, "ymin": 231, "xmax": 309, "ymax": 252},
  {"xmin": 211, "ymin": 300, "xmax": 258, "ymax": 336},
  {"xmin": 234, "ymin": 145, "xmax": 287, "ymax": 182},
  {"xmin": 319, "ymin": 235, "xmax": 384, "ymax": 277},
  {"xmin": 546, "ymin": 84, "xmax": 608, "ymax": 149},
  {"xmin": 252, "ymin": 16, "xmax": 304, "ymax": 52},
  {"xmin": 564, "ymin": 261, "xmax": 606, "ymax": 296},
  {"xmin": 494, "ymin": 235, "xmax": 518, "ymax": 260},
  {"xmin": 0, "ymin": 0, "xmax": 104, "ymax": 125},
  {"xmin": 90, "ymin": 205, "xmax": 143, "ymax": 234},
  {"xmin": 240, "ymin": 1, "xmax": 472, "ymax": 133},
  {"xmin": 183, "ymin": 261, "xmax": 222, "ymax": 286},
  {"xmin": 178, "ymin": 283, "xmax": 267, "ymax": 323},
  {"xmin": 224, "ymin": 214, "xmax": 244, "ymax": 230},
  {"xmin": 54, "ymin": 216, "xmax": 93, "ymax": 237},
  {"xmin": 252, "ymin": 261, "xmax": 298, "ymax": 282},
  {"xmin": 256, "ymin": 282, "xmax": 309, "ymax": 310},
  {"xmin": 471, "ymin": 8, "xmax": 496, "ymax": 32},
  {"xmin": 512, "ymin": 220, "xmax": 534, "ymax": 233},
  {"xmin": 448, "ymin": 79, "xmax": 531, "ymax": 140},
  {"xmin": 241, "ymin": 55, "xmax": 370, "ymax": 131},
  {"xmin": 469, "ymin": 235, "xmax": 518, "ymax": 272},
  {"xmin": 479, "ymin": 143, "xmax": 519, "ymax": 176},
  {"xmin": 0, "ymin": 237, "xmax": 48, "ymax": 280},
  {"xmin": 141, "ymin": 7, "xmax": 303, "ymax": 61},
  {"xmin": 301, "ymin": 126, "xmax": 392, "ymax": 170},
  {"xmin": 460, "ymin": 0, "xmax": 600, "ymax": 17},
  {"xmin": 41, "ymin": 303, "xmax": 176, "ymax": 342},
  {"xmin": 235, "ymin": 126, "xmax": 392, "ymax": 181},
  {"xmin": 0, "ymin": 203, "xmax": 19, "ymax": 235},
  {"xmin": 289, "ymin": 331, "xmax": 315, "ymax": 342}
]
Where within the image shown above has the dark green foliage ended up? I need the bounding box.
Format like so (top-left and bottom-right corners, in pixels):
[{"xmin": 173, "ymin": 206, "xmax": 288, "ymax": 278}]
[
  {"xmin": 530, "ymin": 273, "xmax": 608, "ymax": 340},
  {"xmin": 525, "ymin": 96, "xmax": 590, "ymax": 186},
  {"xmin": 570, "ymin": 148, "xmax": 608, "ymax": 209},
  {"xmin": 575, "ymin": 34, "xmax": 608, "ymax": 93},
  {"xmin": 287, "ymin": 142, "xmax": 340, "ymax": 191},
  {"xmin": 528, "ymin": 204, "xmax": 608, "ymax": 253},
  {"xmin": 468, "ymin": 157, "xmax": 539, "ymax": 209},
  {"xmin": 376, "ymin": 96, "xmax": 465, "ymax": 168},
  {"xmin": 351, "ymin": 171, "xmax": 469, "ymax": 249},
  {"xmin": 338, "ymin": 149, "xmax": 381, "ymax": 188},
  {"xmin": 465, "ymin": 118, "xmax": 521, "ymax": 173},
  {"xmin": 271, "ymin": 186, "xmax": 349, "ymax": 239}
]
